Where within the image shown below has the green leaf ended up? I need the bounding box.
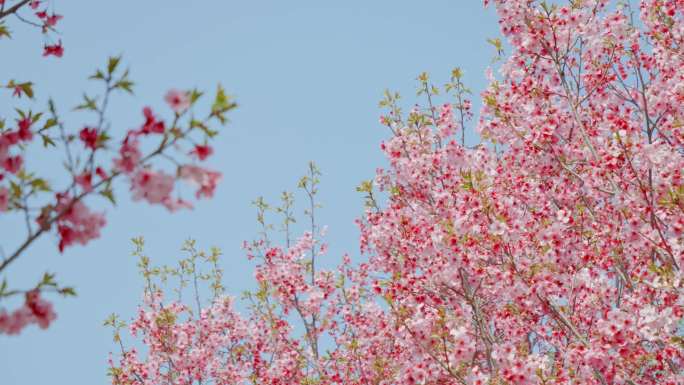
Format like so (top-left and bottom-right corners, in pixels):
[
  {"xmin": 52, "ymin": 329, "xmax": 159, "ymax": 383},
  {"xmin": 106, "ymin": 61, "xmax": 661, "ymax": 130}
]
[
  {"xmin": 89, "ymin": 69, "xmax": 105, "ymax": 81},
  {"xmin": 100, "ymin": 188, "xmax": 116, "ymax": 206},
  {"xmin": 189, "ymin": 119, "xmax": 206, "ymax": 129},
  {"xmin": 201, "ymin": 127, "xmax": 218, "ymax": 138},
  {"xmin": 103, "ymin": 313, "xmax": 117, "ymax": 327},
  {"xmin": 189, "ymin": 89, "xmax": 203, "ymax": 104},
  {"xmin": 41, "ymin": 118, "xmax": 58, "ymax": 131},
  {"xmin": 190, "ymin": 119, "xmax": 218, "ymax": 138},
  {"xmin": 40, "ymin": 272, "xmax": 57, "ymax": 287},
  {"xmin": 41, "ymin": 134, "xmax": 56, "ymax": 147},
  {"xmin": 16, "ymin": 169, "xmax": 31, "ymax": 181},
  {"xmin": 107, "ymin": 56, "xmax": 121, "ymax": 75},
  {"xmin": 0, "ymin": 22, "xmax": 11, "ymax": 39},
  {"xmin": 356, "ymin": 180, "xmax": 373, "ymax": 193},
  {"xmin": 31, "ymin": 111, "xmax": 43, "ymax": 124},
  {"xmin": 21, "ymin": 82, "xmax": 34, "ymax": 99},
  {"xmin": 211, "ymin": 84, "xmax": 237, "ymax": 125},
  {"xmin": 48, "ymin": 98, "xmax": 57, "ymax": 114},
  {"xmin": 59, "ymin": 287, "xmax": 77, "ymax": 297},
  {"xmin": 7, "ymin": 81, "xmax": 35, "ymax": 99},
  {"xmin": 9, "ymin": 181, "xmax": 21, "ymax": 198},
  {"xmin": 114, "ymin": 79, "xmax": 134, "ymax": 94},
  {"xmin": 97, "ymin": 131, "xmax": 111, "ymax": 146},
  {"xmin": 74, "ymin": 94, "xmax": 98, "ymax": 111},
  {"xmin": 30, "ymin": 178, "xmax": 51, "ymax": 192},
  {"xmin": 417, "ymin": 72, "xmax": 429, "ymax": 83},
  {"xmin": 487, "ymin": 37, "xmax": 504, "ymax": 55}
]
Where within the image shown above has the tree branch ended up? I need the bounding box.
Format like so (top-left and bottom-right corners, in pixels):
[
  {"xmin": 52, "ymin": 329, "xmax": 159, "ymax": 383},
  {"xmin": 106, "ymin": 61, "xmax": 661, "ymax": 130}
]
[{"xmin": 0, "ymin": 0, "xmax": 32, "ymax": 20}]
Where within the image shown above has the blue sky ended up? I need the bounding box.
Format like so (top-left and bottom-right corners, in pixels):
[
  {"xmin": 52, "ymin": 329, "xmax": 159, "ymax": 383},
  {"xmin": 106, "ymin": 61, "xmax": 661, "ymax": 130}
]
[{"xmin": 0, "ymin": 1, "xmax": 500, "ymax": 384}]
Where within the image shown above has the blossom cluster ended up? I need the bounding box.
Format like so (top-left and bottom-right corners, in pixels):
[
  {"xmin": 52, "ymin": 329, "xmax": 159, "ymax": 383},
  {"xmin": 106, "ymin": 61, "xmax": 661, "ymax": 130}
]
[
  {"xmin": 0, "ymin": 56, "xmax": 234, "ymax": 335},
  {"xmin": 109, "ymin": 1, "xmax": 684, "ymax": 384},
  {"xmin": 0, "ymin": 289, "xmax": 56, "ymax": 335}
]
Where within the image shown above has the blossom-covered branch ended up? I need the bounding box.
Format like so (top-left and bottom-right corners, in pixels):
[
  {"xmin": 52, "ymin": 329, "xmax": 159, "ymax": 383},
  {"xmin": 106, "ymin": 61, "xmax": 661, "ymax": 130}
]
[{"xmin": 0, "ymin": 56, "xmax": 235, "ymax": 335}]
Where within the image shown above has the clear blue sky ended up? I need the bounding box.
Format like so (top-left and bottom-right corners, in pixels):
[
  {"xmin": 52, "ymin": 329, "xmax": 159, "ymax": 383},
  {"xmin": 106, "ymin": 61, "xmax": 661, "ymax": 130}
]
[{"xmin": 0, "ymin": 1, "xmax": 500, "ymax": 384}]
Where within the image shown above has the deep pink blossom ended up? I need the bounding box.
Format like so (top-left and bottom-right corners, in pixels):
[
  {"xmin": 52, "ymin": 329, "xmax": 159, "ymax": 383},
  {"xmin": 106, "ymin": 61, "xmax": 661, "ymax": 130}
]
[
  {"xmin": 79, "ymin": 127, "xmax": 98, "ymax": 150},
  {"xmin": 190, "ymin": 144, "xmax": 213, "ymax": 161},
  {"xmin": 75, "ymin": 172, "xmax": 93, "ymax": 192},
  {"xmin": 2, "ymin": 155, "xmax": 22, "ymax": 174},
  {"xmin": 43, "ymin": 41, "xmax": 64, "ymax": 58},
  {"xmin": 17, "ymin": 118, "xmax": 33, "ymax": 141},
  {"xmin": 139, "ymin": 107, "xmax": 165, "ymax": 135},
  {"xmin": 96, "ymin": 166, "xmax": 108, "ymax": 180},
  {"xmin": 25, "ymin": 289, "xmax": 57, "ymax": 329},
  {"xmin": 44, "ymin": 13, "xmax": 63, "ymax": 28}
]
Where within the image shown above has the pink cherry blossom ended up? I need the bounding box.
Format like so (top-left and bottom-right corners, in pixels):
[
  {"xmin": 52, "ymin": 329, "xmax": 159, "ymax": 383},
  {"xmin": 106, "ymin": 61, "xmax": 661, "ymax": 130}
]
[
  {"xmin": 0, "ymin": 290, "xmax": 56, "ymax": 335},
  {"xmin": 44, "ymin": 13, "xmax": 63, "ymax": 28},
  {"xmin": 190, "ymin": 144, "xmax": 213, "ymax": 161},
  {"xmin": 179, "ymin": 165, "xmax": 221, "ymax": 199},
  {"xmin": 103, "ymin": 2, "xmax": 682, "ymax": 384},
  {"xmin": 164, "ymin": 89, "xmax": 191, "ymax": 113},
  {"xmin": 130, "ymin": 168, "xmax": 174, "ymax": 206},
  {"xmin": 25, "ymin": 289, "xmax": 57, "ymax": 329},
  {"xmin": 113, "ymin": 134, "xmax": 142, "ymax": 174},
  {"xmin": 53, "ymin": 193, "xmax": 106, "ymax": 252},
  {"xmin": 75, "ymin": 172, "xmax": 93, "ymax": 192},
  {"xmin": 138, "ymin": 107, "xmax": 165, "ymax": 135}
]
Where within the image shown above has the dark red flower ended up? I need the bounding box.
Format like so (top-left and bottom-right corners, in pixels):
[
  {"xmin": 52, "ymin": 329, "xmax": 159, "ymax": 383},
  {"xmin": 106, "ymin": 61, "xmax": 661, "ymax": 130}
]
[
  {"xmin": 79, "ymin": 127, "xmax": 99, "ymax": 150},
  {"xmin": 139, "ymin": 107, "xmax": 165, "ymax": 135},
  {"xmin": 45, "ymin": 13, "xmax": 63, "ymax": 28},
  {"xmin": 190, "ymin": 144, "xmax": 213, "ymax": 161},
  {"xmin": 43, "ymin": 41, "xmax": 64, "ymax": 58},
  {"xmin": 2, "ymin": 155, "xmax": 22, "ymax": 174},
  {"xmin": 17, "ymin": 118, "xmax": 33, "ymax": 142},
  {"xmin": 95, "ymin": 166, "xmax": 108, "ymax": 180}
]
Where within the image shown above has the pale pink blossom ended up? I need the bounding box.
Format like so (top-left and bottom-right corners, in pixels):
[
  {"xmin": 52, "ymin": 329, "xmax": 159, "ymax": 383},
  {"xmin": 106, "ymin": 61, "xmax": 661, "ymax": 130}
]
[
  {"xmin": 164, "ymin": 89, "xmax": 190, "ymax": 113},
  {"xmin": 179, "ymin": 165, "xmax": 221, "ymax": 198},
  {"xmin": 130, "ymin": 168, "xmax": 175, "ymax": 205}
]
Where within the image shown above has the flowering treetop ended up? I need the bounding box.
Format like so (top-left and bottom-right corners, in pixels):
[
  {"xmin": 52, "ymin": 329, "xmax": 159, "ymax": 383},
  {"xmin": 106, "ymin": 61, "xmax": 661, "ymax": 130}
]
[{"xmin": 108, "ymin": 1, "xmax": 682, "ymax": 384}]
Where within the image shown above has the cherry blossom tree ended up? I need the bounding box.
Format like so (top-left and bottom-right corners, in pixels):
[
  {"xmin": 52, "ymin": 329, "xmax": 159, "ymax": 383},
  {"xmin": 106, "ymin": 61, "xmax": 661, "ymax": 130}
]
[
  {"xmin": 0, "ymin": 0, "xmax": 236, "ymax": 335},
  {"xmin": 108, "ymin": 0, "xmax": 684, "ymax": 384}
]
